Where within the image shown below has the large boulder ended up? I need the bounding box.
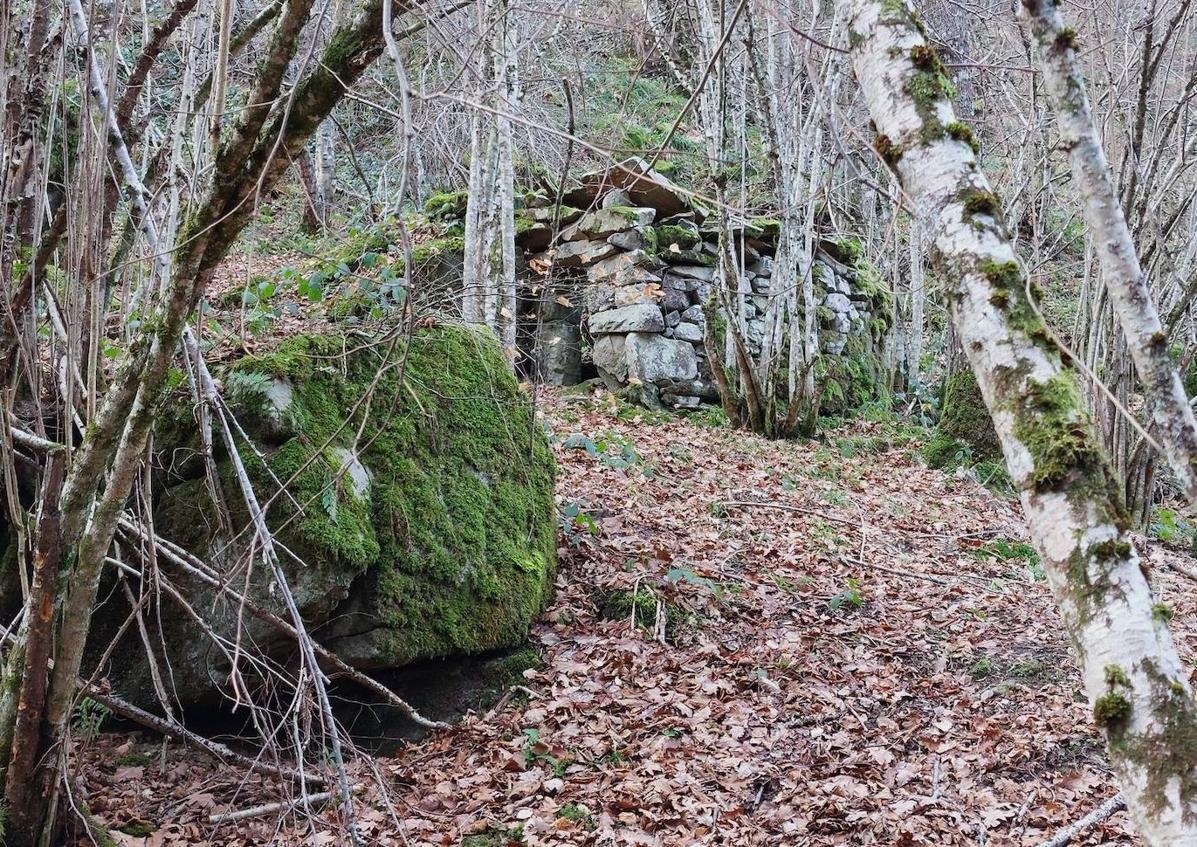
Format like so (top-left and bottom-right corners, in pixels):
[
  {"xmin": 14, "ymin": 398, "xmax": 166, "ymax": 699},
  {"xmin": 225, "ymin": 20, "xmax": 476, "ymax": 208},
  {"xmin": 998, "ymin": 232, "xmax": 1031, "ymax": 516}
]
[{"xmin": 103, "ymin": 325, "xmax": 556, "ymax": 706}]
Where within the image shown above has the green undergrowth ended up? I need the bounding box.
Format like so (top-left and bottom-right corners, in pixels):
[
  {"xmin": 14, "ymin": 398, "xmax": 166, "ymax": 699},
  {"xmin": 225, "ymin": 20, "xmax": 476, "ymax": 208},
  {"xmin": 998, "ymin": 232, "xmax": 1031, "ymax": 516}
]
[
  {"xmin": 593, "ymin": 587, "xmax": 692, "ymax": 638},
  {"xmin": 461, "ymin": 825, "xmax": 525, "ymax": 847}
]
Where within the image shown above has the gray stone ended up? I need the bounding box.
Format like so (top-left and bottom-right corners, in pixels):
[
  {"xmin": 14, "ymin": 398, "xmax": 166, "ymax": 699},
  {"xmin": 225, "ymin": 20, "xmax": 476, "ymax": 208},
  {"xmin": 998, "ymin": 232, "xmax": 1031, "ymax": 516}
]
[
  {"xmin": 670, "ymin": 264, "xmax": 716, "ymax": 283},
  {"xmin": 601, "ymin": 188, "xmax": 633, "ymax": 208},
  {"xmin": 589, "ymin": 304, "xmax": 665, "ymax": 334},
  {"xmin": 562, "ymin": 206, "xmax": 656, "ymax": 241},
  {"xmin": 534, "ymin": 322, "xmax": 583, "ymax": 385},
  {"xmin": 673, "ymin": 322, "xmax": 704, "ymax": 344},
  {"xmin": 681, "ymin": 305, "xmax": 705, "ymax": 324},
  {"xmin": 749, "ymin": 256, "xmax": 773, "ymax": 277},
  {"xmin": 612, "ymin": 283, "xmax": 663, "ymax": 308},
  {"xmin": 586, "ymin": 249, "xmax": 665, "ymax": 284},
  {"xmin": 626, "ymin": 332, "xmax": 698, "ymax": 384},
  {"xmin": 665, "ymin": 310, "xmax": 681, "ymax": 328},
  {"xmin": 515, "ymin": 222, "xmax": 554, "ymax": 252},
  {"xmin": 331, "ymin": 447, "xmax": 371, "ymax": 499},
  {"xmin": 824, "ymin": 292, "xmax": 852, "ymax": 313},
  {"xmin": 607, "ymin": 229, "xmax": 645, "ymax": 251},
  {"xmin": 663, "ymin": 287, "xmax": 689, "ymax": 313},
  {"xmin": 661, "ymin": 272, "xmax": 695, "ymax": 292},
  {"xmin": 822, "ymin": 331, "xmax": 848, "ymax": 355},
  {"xmin": 541, "ymin": 240, "xmax": 618, "ymax": 268},
  {"xmin": 528, "ymin": 205, "xmax": 583, "ymax": 224},
  {"xmin": 751, "ymin": 295, "xmax": 770, "ymax": 313},
  {"xmin": 591, "ymin": 334, "xmax": 629, "ymax": 384}
]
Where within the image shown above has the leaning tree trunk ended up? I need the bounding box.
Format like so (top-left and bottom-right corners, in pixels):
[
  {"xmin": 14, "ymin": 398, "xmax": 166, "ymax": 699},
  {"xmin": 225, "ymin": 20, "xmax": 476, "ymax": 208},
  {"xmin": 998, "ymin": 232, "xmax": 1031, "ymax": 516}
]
[
  {"xmin": 1019, "ymin": 0, "xmax": 1197, "ymax": 506},
  {"xmin": 843, "ymin": 1, "xmax": 1197, "ymax": 841}
]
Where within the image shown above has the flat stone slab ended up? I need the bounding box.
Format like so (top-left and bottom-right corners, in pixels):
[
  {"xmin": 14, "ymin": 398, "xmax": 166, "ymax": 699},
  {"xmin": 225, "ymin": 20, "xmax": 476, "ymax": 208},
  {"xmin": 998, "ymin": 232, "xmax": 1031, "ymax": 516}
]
[{"xmin": 589, "ymin": 304, "xmax": 666, "ymax": 335}]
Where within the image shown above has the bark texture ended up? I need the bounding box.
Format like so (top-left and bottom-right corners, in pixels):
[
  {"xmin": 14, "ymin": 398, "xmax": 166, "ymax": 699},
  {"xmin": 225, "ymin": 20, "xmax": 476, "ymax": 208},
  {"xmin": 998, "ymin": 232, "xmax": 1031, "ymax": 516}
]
[
  {"xmin": 844, "ymin": 1, "xmax": 1197, "ymax": 841},
  {"xmin": 1019, "ymin": 0, "xmax": 1197, "ymax": 505}
]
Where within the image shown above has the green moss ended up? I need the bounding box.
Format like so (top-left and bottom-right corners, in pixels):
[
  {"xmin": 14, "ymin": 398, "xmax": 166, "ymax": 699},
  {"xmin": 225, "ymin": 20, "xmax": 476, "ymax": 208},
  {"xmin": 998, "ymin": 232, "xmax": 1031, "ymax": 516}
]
[
  {"xmin": 946, "ymin": 121, "xmax": 981, "ymax": 154},
  {"xmin": 410, "ymin": 235, "xmax": 465, "ymax": 266},
  {"xmin": 558, "ymin": 803, "xmax": 596, "ymax": 830},
  {"xmin": 118, "ymin": 822, "xmax": 158, "ymax": 838},
  {"xmin": 461, "ymin": 825, "xmax": 525, "ymax": 846},
  {"xmin": 1100, "ymin": 659, "xmax": 1197, "ymax": 822},
  {"xmin": 115, "ymin": 752, "xmax": 154, "ymax": 767},
  {"xmin": 653, "ymin": 224, "xmax": 700, "ymax": 250},
  {"xmin": 1056, "ymin": 27, "xmax": 1078, "ymax": 50},
  {"xmin": 1093, "ymin": 692, "xmax": 1132, "ymax": 726},
  {"xmin": 748, "ymin": 217, "xmax": 782, "ymax": 239},
  {"xmin": 926, "ymin": 370, "xmax": 1000, "ymax": 468},
  {"xmin": 961, "ymin": 189, "xmax": 1002, "ymax": 221},
  {"xmin": 594, "ymin": 588, "xmax": 689, "ymax": 636},
  {"xmin": 423, "ymin": 190, "xmax": 469, "ymax": 220},
  {"xmin": 201, "ymin": 326, "xmax": 556, "ymax": 665},
  {"xmin": 1153, "ymin": 603, "xmax": 1175, "ymax": 623},
  {"xmin": 1105, "ymin": 663, "xmax": 1131, "ymax": 688},
  {"xmin": 1090, "ymin": 539, "xmax": 1132, "ymax": 561},
  {"xmin": 1012, "ymin": 373, "xmax": 1103, "ymax": 487},
  {"xmin": 484, "ymin": 647, "xmax": 542, "ymax": 687}
]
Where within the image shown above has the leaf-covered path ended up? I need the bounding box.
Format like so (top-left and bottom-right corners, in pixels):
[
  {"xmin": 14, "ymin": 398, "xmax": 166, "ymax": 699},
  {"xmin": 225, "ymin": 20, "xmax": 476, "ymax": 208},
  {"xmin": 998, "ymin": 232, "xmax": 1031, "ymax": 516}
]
[{"xmin": 83, "ymin": 392, "xmax": 1197, "ymax": 845}]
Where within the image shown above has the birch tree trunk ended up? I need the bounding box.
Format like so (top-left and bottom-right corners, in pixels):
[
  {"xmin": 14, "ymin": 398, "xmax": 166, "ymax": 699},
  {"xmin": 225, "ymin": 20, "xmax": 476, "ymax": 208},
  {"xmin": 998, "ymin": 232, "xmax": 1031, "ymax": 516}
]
[
  {"xmin": 1019, "ymin": 0, "xmax": 1197, "ymax": 506},
  {"xmin": 493, "ymin": 0, "xmax": 518, "ymax": 359},
  {"xmin": 843, "ymin": 1, "xmax": 1197, "ymax": 841}
]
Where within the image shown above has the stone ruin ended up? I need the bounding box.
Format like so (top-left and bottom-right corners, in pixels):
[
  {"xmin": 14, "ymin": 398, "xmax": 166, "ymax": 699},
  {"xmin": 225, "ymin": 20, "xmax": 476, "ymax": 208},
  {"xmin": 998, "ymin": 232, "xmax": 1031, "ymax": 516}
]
[{"xmin": 434, "ymin": 158, "xmax": 893, "ymax": 410}]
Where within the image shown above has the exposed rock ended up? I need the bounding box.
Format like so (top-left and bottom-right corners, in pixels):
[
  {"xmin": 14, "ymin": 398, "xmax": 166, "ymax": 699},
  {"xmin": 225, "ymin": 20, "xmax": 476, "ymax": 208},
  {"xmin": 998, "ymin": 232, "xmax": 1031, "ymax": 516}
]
[
  {"xmin": 542, "ymin": 239, "xmax": 619, "ymax": 268},
  {"xmin": 567, "ymin": 157, "xmax": 689, "ymax": 217},
  {"xmin": 680, "ymin": 305, "xmax": 705, "ymax": 324},
  {"xmin": 589, "ymin": 304, "xmax": 666, "ymax": 335},
  {"xmin": 749, "ymin": 257, "xmax": 773, "ymax": 277},
  {"xmin": 562, "ymin": 206, "xmax": 655, "ymax": 241},
  {"xmin": 116, "ymin": 326, "xmax": 556, "ymax": 706},
  {"xmin": 601, "ymin": 188, "xmax": 633, "ymax": 208},
  {"xmin": 673, "ymin": 322, "xmax": 704, "ymax": 344},
  {"xmin": 527, "ymin": 205, "xmax": 583, "ymax": 224},
  {"xmin": 670, "ymin": 265, "xmax": 716, "ymax": 283},
  {"xmin": 534, "ymin": 321, "xmax": 582, "ymax": 385},
  {"xmin": 625, "ymin": 332, "xmax": 698, "ymax": 384},
  {"xmin": 824, "ymin": 291, "xmax": 851, "ymax": 314},
  {"xmin": 591, "ymin": 334, "xmax": 628, "ymax": 385},
  {"xmin": 607, "ymin": 229, "xmax": 645, "ymax": 251},
  {"xmin": 515, "ymin": 221, "xmax": 554, "ymax": 252},
  {"xmin": 585, "ymin": 249, "xmax": 665, "ymax": 284},
  {"xmin": 663, "ymin": 287, "xmax": 689, "ymax": 313}
]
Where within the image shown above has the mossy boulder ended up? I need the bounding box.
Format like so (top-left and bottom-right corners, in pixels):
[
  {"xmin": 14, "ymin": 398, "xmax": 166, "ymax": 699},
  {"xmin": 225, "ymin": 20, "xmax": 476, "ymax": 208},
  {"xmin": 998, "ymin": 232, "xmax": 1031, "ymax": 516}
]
[
  {"xmin": 923, "ymin": 369, "xmax": 1001, "ymax": 469},
  {"xmin": 106, "ymin": 324, "xmax": 556, "ymax": 705}
]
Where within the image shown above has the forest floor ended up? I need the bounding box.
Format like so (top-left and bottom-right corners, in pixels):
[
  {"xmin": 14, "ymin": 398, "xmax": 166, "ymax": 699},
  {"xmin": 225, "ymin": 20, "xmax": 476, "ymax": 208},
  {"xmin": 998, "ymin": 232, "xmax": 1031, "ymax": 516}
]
[{"xmin": 79, "ymin": 389, "xmax": 1197, "ymax": 846}]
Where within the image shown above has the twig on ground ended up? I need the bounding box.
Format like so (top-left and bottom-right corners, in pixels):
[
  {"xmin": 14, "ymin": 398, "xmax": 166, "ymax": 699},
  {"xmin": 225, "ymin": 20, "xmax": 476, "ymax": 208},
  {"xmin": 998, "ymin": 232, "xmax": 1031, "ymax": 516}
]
[
  {"xmin": 208, "ymin": 783, "xmax": 365, "ymax": 824},
  {"xmin": 1037, "ymin": 793, "xmax": 1125, "ymax": 847}
]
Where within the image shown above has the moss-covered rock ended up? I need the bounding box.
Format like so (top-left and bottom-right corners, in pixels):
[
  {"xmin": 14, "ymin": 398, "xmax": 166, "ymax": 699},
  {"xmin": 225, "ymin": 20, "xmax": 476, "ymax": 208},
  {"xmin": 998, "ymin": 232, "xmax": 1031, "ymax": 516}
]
[
  {"xmin": 923, "ymin": 369, "xmax": 1001, "ymax": 469},
  {"xmin": 110, "ymin": 324, "xmax": 555, "ymax": 704}
]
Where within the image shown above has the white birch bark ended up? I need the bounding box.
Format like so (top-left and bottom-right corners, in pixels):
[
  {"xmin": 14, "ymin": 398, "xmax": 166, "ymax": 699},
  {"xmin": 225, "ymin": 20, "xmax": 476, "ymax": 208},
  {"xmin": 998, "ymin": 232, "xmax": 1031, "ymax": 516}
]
[
  {"xmin": 493, "ymin": 0, "xmax": 518, "ymax": 359},
  {"xmin": 844, "ymin": 2, "xmax": 1197, "ymax": 841},
  {"xmin": 1020, "ymin": 0, "xmax": 1197, "ymax": 505}
]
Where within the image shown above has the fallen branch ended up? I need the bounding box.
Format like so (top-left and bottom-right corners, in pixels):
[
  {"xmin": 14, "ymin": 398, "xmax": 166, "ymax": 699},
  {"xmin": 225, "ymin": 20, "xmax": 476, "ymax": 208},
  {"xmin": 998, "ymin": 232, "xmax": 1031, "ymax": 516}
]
[
  {"xmin": 207, "ymin": 783, "xmax": 365, "ymax": 825},
  {"xmin": 1037, "ymin": 794, "xmax": 1125, "ymax": 847},
  {"xmin": 86, "ymin": 689, "xmax": 326, "ymax": 786}
]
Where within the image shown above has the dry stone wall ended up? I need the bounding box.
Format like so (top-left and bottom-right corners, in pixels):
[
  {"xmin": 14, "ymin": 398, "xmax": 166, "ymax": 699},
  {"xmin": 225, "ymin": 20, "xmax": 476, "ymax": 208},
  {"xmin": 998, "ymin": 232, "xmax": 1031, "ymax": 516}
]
[{"xmin": 516, "ymin": 159, "xmax": 892, "ymax": 409}]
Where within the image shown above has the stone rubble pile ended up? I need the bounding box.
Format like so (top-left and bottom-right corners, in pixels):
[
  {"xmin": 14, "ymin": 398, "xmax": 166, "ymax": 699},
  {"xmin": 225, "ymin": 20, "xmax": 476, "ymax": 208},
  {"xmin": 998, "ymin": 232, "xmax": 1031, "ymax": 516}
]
[{"xmin": 515, "ymin": 158, "xmax": 889, "ymax": 410}]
